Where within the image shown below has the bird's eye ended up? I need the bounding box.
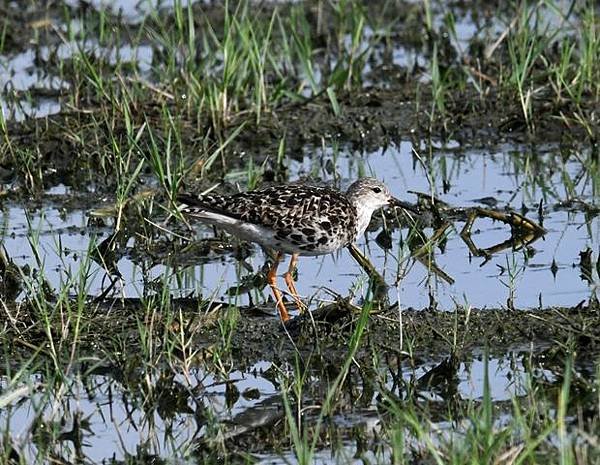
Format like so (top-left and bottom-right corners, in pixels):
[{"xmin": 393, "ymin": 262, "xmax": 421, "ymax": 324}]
[{"xmin": 372, "ymin": 187, "xmax": 382, "ymax": 193}]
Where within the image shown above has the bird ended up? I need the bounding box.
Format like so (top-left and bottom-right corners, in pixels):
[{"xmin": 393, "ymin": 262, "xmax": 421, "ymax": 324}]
[{"xmin": 177, "ymin": 177, "xmax": 402, "ymax": 322}]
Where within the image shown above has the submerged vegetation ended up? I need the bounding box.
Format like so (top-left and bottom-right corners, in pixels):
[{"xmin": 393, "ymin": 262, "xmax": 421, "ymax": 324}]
[{"xmin": 0, "ymin": 0, "xmax": 599, "ymax": 463}]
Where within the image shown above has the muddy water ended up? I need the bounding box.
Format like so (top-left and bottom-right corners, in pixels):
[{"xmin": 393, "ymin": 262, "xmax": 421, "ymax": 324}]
[
  {"xmin": 1, "ymin": 1, "xmax": 598, "ymax": 462},
  {"xmin": 0, "ymin": 347, "xmax": 559, "ymax": 463},
  {"xmin": 1, "ymin": 140, "xmax": 595, "ymax": 460},
  {"xmin": 3, "ymin": 141, "xmax": 596, "ymax": 313}
]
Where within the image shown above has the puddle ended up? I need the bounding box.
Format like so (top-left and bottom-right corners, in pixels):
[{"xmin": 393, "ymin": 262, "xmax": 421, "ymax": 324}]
[
  {"xmin": 2, "ymin": 140, "xmax": 597, "ymax": 312},
  {"xmin": 0, "ymin": 347, "xmax": 562, "ymax": 463},
  {"xmin": 2, "ymin": 1, "xmax": 599, "ymax": 463},
  {"xmin": 1, "ymin": 0, "xmax": 586, "ymax": 122},
  {"xmin": 0, "ymin": 360, "xmax": 275, "ymax": 463},
  {"xmin": 63, "ymin": 0, "xmax": 202, "ymax": 24},
  {"xmin": 0, "ymin": 22, "xmax": 153, "ymax": 121}
]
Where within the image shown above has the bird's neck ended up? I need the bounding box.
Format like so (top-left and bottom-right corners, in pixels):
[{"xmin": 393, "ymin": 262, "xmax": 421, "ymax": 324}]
[{"xmin": 353, "ymin": 202, "xmax": 376, "ymax": 240}]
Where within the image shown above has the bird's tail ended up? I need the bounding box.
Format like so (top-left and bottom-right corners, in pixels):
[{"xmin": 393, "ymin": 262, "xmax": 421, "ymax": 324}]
[
  {"xmin": 176, "ymin": 194, "xmax": 201, "ymax": 212},
  {"xmin": 176, "ymin": 193, "xmax": 232, "ymax": 220}
]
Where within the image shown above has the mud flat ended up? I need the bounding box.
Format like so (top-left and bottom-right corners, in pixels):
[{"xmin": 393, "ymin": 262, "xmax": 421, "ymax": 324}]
[{"xmin": 1, "ymin": 0, "xmax": 599, "ymax": 463}]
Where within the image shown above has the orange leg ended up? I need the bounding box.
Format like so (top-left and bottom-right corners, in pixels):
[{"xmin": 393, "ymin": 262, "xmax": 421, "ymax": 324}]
[
  {"xmin": 283, "ymin": 253, "xmax": 306, "ymax": 313},
  {"xmin": 267, "ymin": 251, "xmax": 289, "ymax": 322}
]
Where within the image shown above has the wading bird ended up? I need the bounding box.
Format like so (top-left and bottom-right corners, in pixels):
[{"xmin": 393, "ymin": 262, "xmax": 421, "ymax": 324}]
[{"xmin": 178, "ymin": 177, "xmax": 401, "ymax": 321}]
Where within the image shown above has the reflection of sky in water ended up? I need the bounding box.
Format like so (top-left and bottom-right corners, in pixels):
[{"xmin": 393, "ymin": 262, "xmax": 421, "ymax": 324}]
[
  {"xmin": 64, "ymin": 0, "xmax": 200, "ymax": 24},
  {"xmin": 0, "ymin": 28, "xmax": 153, "ymax": 121},
  {"xmin": 1, "ymin": 2, "xmax": 594, "ymax": 462},
  {"xmin": 0, "ymin": 347, "xmax": 553, "ymax": 463},
  {"xmin": 0, "ymin": 360, "xmax": 275, "ymax": 463},
  {"xmin": 0, "ymin": 98, "xmax": 62, "ymax": 122},
  {"xmin": 0, "ymin": 0, "xmax": 585, "ymax": 121},
  {"xmin": 1, "ymin": 140, "xmax": 598, "ymax": 312}
]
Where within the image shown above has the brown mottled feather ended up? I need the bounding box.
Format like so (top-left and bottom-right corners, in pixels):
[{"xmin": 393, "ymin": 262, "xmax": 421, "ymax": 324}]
[{"xmin": 178, "ymin": 184, "xmax": 359, "ymax": 251}]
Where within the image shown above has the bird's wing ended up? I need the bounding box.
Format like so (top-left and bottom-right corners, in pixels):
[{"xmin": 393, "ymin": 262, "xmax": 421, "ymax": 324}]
[
  {"xmin": 179, "ymin": 185, "xmax": 359, "ymax": 248},
  {"xmin": 178, "ymin": 185, "xmax": 352, "ymax": 228}
]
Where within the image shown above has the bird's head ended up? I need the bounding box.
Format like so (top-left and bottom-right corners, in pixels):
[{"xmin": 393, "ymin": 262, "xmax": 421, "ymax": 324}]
[{"xmin": 346, "ymin": 177, "xmax": 399, "ymax": 212}]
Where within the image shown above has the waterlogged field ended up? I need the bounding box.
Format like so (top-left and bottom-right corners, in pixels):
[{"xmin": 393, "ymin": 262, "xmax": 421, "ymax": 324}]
[{"xmin": 1, "ymin": 1, "xmax": 599, "ymax": 464}]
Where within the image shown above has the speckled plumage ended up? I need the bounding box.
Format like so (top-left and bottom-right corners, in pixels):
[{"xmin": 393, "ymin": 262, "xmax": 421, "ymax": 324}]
[
  {"xmin": 177, "ymin": 177, "xmax": 400, "ymax": 321},
  {"xmin": 178, "ymin": 183, "xmax": 358, "ymax": 255}
]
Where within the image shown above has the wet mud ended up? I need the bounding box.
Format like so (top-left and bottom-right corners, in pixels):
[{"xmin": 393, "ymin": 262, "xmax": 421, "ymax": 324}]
[{"xmin": 1, "ymin": 0, "xmax": 600, "ymax": 463}]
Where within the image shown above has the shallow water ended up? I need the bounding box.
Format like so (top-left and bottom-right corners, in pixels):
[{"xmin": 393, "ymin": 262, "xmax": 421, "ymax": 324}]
[
  {"xmin": 0, "ymin": 347, "xmax": 554, "ymax": 463},
  {"xmin": 3, "ymin": 137, "xmax": 589, "ymax": 461},
  {"xmin": 3, "ymin": 140, "xmax": 596, "ymax": 314},
  {"xmin": 3, "ymin": 1, "xmax": 578, "ymax": 123},
  {"xmin": 1, "ymin": 1, "xmax": 598, "ymax": 462}
]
